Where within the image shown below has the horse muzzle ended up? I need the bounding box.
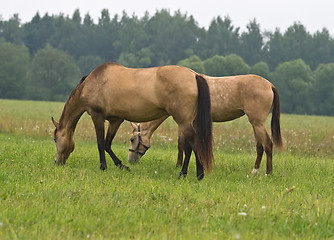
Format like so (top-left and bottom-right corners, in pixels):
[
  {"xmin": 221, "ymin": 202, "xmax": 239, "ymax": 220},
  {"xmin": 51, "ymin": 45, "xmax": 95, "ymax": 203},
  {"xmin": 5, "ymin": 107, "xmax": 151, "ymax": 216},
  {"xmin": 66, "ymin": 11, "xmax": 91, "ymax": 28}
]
[
  {"xmin": 54, "ymin": 157, "xmax": 66, "ymax": 166},
  {"xmin": 128, "ymin": 151, "xmax": 141, "ymax": 164}
]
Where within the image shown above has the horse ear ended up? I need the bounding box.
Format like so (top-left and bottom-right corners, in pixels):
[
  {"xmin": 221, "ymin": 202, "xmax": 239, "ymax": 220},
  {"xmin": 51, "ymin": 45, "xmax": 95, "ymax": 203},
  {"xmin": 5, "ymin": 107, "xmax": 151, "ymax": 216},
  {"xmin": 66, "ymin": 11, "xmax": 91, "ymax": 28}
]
[
  {"xmin": 52, "ymin": 117, "xmax": 59, "ymax": 128},
  {"xmin": 130, "ymin": 122, "xmax": 138, "ymax": 130}
]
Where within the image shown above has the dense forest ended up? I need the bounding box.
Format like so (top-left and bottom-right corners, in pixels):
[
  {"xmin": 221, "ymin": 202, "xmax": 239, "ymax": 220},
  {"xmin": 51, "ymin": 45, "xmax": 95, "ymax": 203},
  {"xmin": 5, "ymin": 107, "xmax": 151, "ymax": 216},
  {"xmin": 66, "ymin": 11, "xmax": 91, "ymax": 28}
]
[{"xmin": 0, "ymin": 9, "xmax": 333, "ymax": 115}]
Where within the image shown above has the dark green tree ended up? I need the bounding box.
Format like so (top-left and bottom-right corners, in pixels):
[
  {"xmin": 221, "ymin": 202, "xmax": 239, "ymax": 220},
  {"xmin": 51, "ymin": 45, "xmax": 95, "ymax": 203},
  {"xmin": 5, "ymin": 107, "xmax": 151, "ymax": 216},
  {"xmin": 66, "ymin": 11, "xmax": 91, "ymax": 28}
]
[
  {"xmin": 203, "ymin": 55, "xmax": 226, "ymax": 76},
  {"xmin": 250, "ymin": 61, "xmax": 271, "ymax": 80},
  {"xmin": 0, "ymin": 42, "xmax": 29, "ymax": 99},
  {"xmin": 77, "ymin": 55, "xmax": 105, "ymax": 75},
  {"xmin": 0, "ymin": 14, "xmax": 23, "ymax": 45},
  {"xmin": 23, "ymin": 13, "xmax": 55, "ymax": 54},
  {"xmin": 82, "ymin": 13, "xmax": 103, "ymax": 57},
  {"xmin": 272, "ymin": 59, "xmax": 314, "ymax": 114},
  {"xmin": 26, "ymin": 44, "xmax": 81, "ymax": 101},
  {"xmin": 83, "ymin": 13, "xmax": 94, "ymax": 26},
  {"xmin": 223, "ymin": 54, "xmax": 250, "ymax": 76},
  {"xmin": 49, "ymin": 14, "xmax": 85, "ymax": 60},
  {"xmin": 283, "ymin": 23, "xmax": 311, "ymax": 63},
  {"xmin": 203, "ymin": 16, "xmax": 240, "ymax": 59},
  {"xmin": 313, "ymin": 63, "xmax": 334, "ymax": 115},
  {"xmin": 308, "ymin": 29, "xmax": 334, "ymax": 69},
  {"xmin": 95, "ymin": 9, "xmax": 120, "ymax": 61},
  {"xmin": 72, "ymin": 9, "xmax": 82, "ymax": 25},
  {"xmin": 177, "ymin": 55, "xmax": 205, "ymax": 73},
  {"xmin": 137, "ymin": 47, "xmax": 154, "ymax": 67},
  {"xmin": 240, "ymin": 19, "xmax": 263, "ymax": 66},
  {"xmin": 117, "ymin": 47, "xmax": 153, "ymax": 68},
  {"xmin": 263, "ymin": 29, "xmax": 285, "ymax": 70},
  {"xmin": 117, "ymin": 52, "xmax": 138, "ymax": 68},
  {"xmin": 146, "ymin": 10, "xmax": 202, "ymax": 65},
  {"xmin": 116, "ymin": 12, "xmax": 150, "ymax": 59}
]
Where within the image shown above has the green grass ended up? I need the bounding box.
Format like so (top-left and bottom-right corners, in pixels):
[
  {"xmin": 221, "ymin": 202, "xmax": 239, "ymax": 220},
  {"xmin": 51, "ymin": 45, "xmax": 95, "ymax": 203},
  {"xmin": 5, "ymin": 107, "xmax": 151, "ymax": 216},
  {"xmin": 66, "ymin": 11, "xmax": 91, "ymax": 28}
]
[{"xmin": 0, "ymin": 99, "xmax": 334, "ymax": 239}]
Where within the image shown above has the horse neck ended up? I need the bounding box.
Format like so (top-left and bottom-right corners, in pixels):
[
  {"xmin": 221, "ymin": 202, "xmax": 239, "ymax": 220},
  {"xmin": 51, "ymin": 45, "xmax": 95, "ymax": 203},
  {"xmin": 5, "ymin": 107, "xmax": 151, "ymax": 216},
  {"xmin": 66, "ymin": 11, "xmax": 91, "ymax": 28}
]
[
  {"xmin": 59, "ymin": 88, "xmax": 85, "ymax": 138},
  {"xmin": 142, "ymin": 116, "xmax": 168, "ymax": 138}
]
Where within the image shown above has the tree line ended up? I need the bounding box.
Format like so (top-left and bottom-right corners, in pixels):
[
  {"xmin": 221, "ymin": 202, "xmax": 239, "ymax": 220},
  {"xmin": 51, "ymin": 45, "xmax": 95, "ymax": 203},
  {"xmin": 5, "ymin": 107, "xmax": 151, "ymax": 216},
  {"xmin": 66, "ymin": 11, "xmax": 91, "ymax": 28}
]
[{"xmin": 0, "ymin": 9, "xmax": 333, "ymax": 115}]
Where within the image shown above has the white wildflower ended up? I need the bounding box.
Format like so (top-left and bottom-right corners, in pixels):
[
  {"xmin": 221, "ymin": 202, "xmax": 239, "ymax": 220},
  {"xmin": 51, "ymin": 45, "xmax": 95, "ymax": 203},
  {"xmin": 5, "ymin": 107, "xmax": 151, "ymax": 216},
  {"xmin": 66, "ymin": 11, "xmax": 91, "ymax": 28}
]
[{"xmin": 238, "ymin": 212, "xmax": 247, "ymax": 216}]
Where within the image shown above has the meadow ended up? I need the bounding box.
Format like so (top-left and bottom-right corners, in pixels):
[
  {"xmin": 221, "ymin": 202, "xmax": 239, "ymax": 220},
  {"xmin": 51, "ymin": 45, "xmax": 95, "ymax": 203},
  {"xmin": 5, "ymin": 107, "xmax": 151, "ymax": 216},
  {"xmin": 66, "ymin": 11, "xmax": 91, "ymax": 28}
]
[{"xmin": 0, "ymin": 99, "xmax": 333, "ymax": 239}]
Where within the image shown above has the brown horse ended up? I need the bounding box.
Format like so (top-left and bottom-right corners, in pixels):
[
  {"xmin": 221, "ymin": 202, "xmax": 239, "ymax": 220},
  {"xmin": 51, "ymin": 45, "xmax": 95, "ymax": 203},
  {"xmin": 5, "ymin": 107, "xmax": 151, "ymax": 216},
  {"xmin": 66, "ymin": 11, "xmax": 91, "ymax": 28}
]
[
  {"xmin": 128, "ymin": 74, "xmax": 283, "ymax": 176},
  {"xmin": 52, "ymin": 62, "xmax": 213, "ymax": 180}
]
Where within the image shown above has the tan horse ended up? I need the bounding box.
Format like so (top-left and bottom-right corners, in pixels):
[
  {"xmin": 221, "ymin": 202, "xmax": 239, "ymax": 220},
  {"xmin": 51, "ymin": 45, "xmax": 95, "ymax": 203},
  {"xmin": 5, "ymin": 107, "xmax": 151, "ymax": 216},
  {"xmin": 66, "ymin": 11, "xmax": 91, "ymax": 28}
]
[
  {"xmin": 128, "ymin": 74, "xmax": 283, "ymax": 176},
  {"xmin": 51, "ymin": 62, "xmax": 213, "ymax": 180}
]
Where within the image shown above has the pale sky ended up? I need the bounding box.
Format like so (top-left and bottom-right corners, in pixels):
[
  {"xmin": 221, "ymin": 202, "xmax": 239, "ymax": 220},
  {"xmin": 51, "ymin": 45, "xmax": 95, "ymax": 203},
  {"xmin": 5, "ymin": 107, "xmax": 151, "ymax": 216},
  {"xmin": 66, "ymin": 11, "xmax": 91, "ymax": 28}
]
[{"xmin": 1, "ymin": 0, "xmax": 334, "ymax": 35}]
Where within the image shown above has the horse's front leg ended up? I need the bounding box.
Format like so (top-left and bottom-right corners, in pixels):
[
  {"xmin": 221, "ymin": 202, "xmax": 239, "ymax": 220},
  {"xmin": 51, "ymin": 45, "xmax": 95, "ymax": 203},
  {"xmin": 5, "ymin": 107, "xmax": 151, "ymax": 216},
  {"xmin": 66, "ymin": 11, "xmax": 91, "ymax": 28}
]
[
  {"xmin": 105, "ymin": 119, "xmax": 130, "ymax": 171},
  {"xmin": 194, "ymin": 152, "xmax": 204, "ymax": 180},
  {"xmin": 91, "ymin": 112, "xmax": 107, "ymax": 170}
]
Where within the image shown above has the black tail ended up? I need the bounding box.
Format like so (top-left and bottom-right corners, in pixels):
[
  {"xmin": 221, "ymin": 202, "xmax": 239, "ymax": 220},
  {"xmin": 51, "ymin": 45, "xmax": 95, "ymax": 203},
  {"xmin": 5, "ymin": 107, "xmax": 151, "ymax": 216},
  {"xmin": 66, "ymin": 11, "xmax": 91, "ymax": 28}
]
[
  {"xmin": 271, "ymin": 87, "xmax": 284, "ymax": 150},
  {"xmin": 194, "ymin": 75, "xmax": 213, "ymax": 173}
]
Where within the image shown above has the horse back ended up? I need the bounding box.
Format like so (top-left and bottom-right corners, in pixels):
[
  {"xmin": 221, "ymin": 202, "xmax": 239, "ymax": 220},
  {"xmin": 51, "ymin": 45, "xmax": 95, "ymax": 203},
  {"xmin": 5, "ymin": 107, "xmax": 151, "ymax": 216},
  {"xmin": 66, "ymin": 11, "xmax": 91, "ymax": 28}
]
[
  {"xmin": 207, "ymin": 74, "xmax": 274, "ymax": 122},
  {"xmin": 80, "ymin": 63, "xmax": 198, "ymax": 122}
]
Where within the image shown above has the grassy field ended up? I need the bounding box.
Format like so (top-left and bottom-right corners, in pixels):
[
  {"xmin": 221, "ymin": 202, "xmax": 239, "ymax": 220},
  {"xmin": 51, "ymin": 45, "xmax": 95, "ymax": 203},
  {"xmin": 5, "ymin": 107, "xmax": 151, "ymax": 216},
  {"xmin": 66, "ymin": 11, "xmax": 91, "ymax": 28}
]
[{"xmin": 0, "ymin": 99, "xmax": 333, "ymax": 239}]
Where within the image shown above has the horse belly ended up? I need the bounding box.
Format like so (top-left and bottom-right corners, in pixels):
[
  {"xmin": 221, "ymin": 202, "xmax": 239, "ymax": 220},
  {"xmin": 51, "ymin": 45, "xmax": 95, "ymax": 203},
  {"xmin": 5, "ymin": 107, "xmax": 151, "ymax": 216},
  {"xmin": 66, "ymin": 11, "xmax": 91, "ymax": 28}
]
[
  {"xmin": 212, "ymin": 108, "xmax": 245, "ymax": 122},
  {"xmin": 211, "ymin": 95, "xmax": 245, "ymax": 122},
  {"xmin": 108, "ymin": 105, "xmax": 168, "ymax": 122}
]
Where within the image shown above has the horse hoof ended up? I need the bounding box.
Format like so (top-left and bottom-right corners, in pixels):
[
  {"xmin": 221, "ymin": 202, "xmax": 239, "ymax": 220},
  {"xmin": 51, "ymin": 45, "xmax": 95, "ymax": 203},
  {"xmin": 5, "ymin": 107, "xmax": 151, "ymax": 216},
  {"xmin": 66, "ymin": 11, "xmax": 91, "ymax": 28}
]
[
  {"xmin": 123, "ymin": 165, "xmax": 130, "ymax": 171},
  {"xmin": 197, "ymin": 173, "xmax": 204, "ymax": 181},
  {"xmin": 100, "ymin": 165, "xmax": 107, "ymax": 171},
  {"xmin": 120, "ymin": 164, "xmax": 130, "ymax": 171},
  {"xmin": 251, "ymin": 168, "xmax": 259, "ymax": 176},
  {"xmin": 179, "ymin": 172, "xmax": 187, "ymax": 179}
]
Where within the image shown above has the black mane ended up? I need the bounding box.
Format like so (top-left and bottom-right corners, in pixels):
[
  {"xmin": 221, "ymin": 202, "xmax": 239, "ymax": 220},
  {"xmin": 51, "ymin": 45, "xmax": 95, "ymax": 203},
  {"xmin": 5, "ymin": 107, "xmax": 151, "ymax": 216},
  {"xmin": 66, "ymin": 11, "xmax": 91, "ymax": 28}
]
[{"xmin": 80, "ymin": 75, "xmax": 88, "ymax": 83}]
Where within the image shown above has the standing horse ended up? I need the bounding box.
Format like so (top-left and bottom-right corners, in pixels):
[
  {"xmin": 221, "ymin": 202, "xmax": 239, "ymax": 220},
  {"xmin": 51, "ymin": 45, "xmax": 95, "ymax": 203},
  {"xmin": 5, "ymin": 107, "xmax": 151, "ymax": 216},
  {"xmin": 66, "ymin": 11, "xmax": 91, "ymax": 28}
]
[
  {"xmin": 52, "ymin": 62, "xmax": 213, "ymax": 180},
  {"xmin": 128, "ymin": 74, "xmax": 283, "ymax": 176}
]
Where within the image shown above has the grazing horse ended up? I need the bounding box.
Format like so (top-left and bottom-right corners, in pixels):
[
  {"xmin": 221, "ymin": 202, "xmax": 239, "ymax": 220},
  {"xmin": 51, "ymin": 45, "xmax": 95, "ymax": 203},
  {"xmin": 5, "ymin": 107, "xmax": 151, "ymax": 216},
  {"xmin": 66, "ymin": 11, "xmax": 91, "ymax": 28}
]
[
  {"xmin": 52, "ymin": 62, "xmax": 213, "ymax": 180},
  {"xmin": 128, "ymin": 74, "xmax": 283, "ymax": 176}
]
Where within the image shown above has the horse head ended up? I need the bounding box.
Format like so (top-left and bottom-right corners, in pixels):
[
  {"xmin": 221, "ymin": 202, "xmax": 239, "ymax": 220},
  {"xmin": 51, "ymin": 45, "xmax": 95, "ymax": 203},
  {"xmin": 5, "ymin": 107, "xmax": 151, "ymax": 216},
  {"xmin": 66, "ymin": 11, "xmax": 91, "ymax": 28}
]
[
  {"xmin": 52, "ymin": 117, "xmax": 75, "ymax": 166},
  {"xmin": 128, "ymin": 122, "xmax": 150, "ymax": 164}
]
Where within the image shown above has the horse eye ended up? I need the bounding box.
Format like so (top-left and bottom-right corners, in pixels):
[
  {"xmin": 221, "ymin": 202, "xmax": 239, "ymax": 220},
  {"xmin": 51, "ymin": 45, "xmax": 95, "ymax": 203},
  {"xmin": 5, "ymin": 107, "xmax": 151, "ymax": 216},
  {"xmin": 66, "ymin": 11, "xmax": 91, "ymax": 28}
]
[{"xmin": 130, "ymin": 138, "xmax": 135, "ymax": 143}]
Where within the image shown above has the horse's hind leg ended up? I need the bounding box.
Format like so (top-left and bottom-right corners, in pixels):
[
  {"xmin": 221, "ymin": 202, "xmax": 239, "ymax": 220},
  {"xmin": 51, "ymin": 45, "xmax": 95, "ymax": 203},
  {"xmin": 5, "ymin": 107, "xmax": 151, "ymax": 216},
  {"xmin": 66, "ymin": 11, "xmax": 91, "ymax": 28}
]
[
  {"xmin": 264, "ymin": 136, "xmax": 273, "ymax": 174},
  {"xmin": 252, "ymin": 141, "xmax": 264, "ymax": 175},
  {"xmin": 195, "ymin": 152, "xmax": 204, "ymax": 180},
  {"xmin": 178, "ymin": 124, "xmax": 204, "ymax": 180},
  {"xmin": 180, "ymin": 143, "xmax": 204, "ymax": 180},
  {"xmin": 251, "ymin": 123, "xmax": 273, "ymax": 175},
  {"xmin": 176, "ymin": 134, "xmax": 184, "ymax": 167},
  {"xmin": 105, "ymin": 119, "xmax": 130, "ymax": 170},
  {"xmin": 179, "ymin": 141, "xmax": 192, "ymax": 177}
]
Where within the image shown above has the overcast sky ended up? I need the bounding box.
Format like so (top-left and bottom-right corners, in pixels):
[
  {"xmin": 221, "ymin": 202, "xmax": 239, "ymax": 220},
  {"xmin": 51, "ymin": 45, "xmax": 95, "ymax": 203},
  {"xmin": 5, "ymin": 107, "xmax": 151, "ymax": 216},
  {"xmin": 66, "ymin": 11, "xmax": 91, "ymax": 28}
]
[{"xmin": 1, "ymin": 0, "xmax": 334, "ymax": 35}]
